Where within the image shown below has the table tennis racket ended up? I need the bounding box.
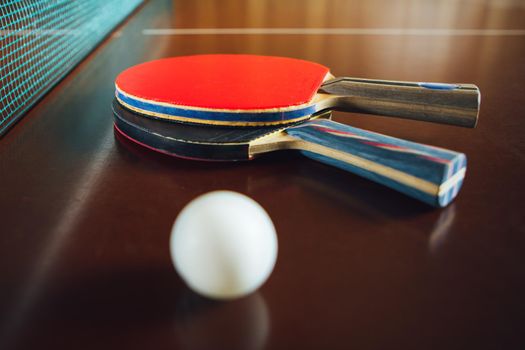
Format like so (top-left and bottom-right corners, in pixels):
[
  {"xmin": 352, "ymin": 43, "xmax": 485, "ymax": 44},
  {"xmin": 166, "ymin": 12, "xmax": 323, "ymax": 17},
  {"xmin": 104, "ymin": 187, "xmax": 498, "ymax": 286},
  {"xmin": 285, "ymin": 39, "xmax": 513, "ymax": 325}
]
[
  {"xmin": 115, "ymin": 54, "xmax": 480, "ymax": 128},
  {"xmin": 112, "ymin": 99, "xmax": 466, "ymax": 207}
]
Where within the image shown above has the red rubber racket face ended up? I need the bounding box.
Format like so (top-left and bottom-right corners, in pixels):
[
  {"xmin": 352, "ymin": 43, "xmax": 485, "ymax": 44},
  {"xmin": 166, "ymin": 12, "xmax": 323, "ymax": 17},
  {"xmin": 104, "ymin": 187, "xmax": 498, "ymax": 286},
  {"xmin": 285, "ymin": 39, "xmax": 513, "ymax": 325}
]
[
  {"xmin": 115, "ymin": 54, "xmax": 329, "ymax": 111},
  {"xmin": 116, "ymin": 55, "xmax": 329, "ymax": 124}
]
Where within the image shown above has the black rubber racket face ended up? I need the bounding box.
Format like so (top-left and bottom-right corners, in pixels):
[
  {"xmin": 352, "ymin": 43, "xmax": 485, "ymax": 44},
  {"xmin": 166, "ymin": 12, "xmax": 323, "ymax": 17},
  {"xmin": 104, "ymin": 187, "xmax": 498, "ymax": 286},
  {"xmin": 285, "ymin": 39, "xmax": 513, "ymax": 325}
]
[{"xmin": 112, "ymin": 99, "xmax": 285, "ymax": 161}]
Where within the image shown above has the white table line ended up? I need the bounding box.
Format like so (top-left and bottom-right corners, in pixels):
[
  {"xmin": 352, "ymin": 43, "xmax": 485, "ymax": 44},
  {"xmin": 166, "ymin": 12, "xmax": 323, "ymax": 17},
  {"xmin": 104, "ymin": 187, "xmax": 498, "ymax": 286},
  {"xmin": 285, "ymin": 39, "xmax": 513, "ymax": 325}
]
[{"xmin": 142, "ymin": 28, "xmax": 525, "ymax": 36}]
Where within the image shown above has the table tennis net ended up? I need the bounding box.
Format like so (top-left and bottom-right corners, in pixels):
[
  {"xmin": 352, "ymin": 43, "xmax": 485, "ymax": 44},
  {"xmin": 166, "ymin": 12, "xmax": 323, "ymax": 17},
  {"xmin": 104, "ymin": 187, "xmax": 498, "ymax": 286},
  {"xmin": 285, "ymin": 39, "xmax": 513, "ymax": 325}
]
[{"xmin": 0, "ymin": 0, "xmax": 142, "ymax": 136}]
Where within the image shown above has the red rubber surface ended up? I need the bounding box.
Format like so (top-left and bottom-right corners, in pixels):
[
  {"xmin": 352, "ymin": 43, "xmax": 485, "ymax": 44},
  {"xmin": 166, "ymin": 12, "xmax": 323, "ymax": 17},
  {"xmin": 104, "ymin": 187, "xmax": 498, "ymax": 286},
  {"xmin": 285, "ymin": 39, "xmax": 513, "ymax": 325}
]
[{"xmin": 115, "ymin": 54, "xmax": 329, "ymax": 110}]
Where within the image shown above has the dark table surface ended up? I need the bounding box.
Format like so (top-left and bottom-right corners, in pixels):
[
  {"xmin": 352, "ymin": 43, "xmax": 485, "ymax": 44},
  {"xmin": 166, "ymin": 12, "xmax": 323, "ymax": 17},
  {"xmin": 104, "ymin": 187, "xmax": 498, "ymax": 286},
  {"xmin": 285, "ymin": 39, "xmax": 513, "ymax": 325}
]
[{"xmin": 1, "ymin": 1, "xmax": 524, "ymax": 349}]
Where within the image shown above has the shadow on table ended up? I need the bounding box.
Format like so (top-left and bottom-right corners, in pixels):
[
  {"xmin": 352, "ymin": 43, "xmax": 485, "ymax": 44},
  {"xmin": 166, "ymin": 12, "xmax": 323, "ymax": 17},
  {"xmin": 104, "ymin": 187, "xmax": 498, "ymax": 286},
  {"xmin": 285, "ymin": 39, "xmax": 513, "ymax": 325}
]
[{"xmin": 2, "ymin": 265, "xmax": 270, "ymax": 350}]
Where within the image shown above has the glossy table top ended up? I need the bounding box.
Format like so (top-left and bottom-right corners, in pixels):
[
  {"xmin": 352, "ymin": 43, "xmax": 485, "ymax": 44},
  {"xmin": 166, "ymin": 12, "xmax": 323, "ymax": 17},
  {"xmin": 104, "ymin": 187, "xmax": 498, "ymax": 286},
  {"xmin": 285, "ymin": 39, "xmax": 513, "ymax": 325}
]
[{"xmin": 0, "ymin": 1, "xmax": 524, "ymax": 349}]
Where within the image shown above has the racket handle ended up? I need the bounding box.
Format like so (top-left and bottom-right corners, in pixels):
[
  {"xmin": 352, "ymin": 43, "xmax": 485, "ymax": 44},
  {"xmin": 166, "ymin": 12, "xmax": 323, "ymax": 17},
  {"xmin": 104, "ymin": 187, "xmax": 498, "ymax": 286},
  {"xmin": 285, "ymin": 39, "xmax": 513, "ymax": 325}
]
[
  {"xmin": 285, "ymin": 119, "xmax": 466, "ymax": 207},
  {"xmin": 320, "ymin": 77, "xmax": 480, "ymax": 128}
]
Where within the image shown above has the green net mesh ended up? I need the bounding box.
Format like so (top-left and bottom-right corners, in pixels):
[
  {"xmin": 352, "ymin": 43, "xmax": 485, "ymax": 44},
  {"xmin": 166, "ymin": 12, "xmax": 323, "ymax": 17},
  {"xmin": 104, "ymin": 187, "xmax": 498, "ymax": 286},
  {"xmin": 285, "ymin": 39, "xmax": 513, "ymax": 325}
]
[{"xmin": 0, "ymin": 0, "xmax": 142, "ymax": 136}]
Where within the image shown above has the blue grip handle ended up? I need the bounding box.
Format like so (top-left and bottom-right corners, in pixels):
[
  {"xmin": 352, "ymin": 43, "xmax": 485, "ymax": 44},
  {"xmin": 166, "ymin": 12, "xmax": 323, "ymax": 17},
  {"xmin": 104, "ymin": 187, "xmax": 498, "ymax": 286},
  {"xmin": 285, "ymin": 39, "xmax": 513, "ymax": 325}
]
[{"xmin": 285, "ymin": 119, "xmax": 466, "ymax": 207}]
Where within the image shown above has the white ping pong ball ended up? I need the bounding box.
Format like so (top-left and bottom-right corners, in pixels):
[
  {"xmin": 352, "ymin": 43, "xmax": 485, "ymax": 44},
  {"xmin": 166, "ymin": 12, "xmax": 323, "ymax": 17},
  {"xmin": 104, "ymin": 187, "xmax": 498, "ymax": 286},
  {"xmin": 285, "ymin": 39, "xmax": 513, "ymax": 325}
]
[{"xmin": 170, "ymin": 191, "xmax": 278, "ymax": 300}]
